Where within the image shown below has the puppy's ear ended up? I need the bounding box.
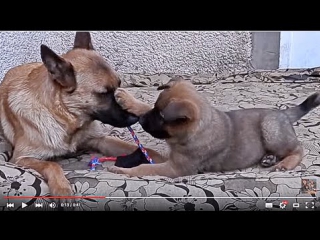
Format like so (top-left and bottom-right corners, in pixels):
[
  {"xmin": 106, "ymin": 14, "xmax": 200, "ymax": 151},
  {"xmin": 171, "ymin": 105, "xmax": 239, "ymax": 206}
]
[
  {"xmin": 162, "ymin": 100, "xmax": 197, "ymax": 123},
  {"xmin": 40, "ymin": 44, "xmax": 77, "ymax": 92},
  {"xmin": 73, "ymin": 32, "xmax": 94, "ymax": 50},
  {"xmin": 157, "ymin": 84, "xmax": 170, "ymax": 90},
  {"xmin": 157, "ymin": 76, "xmax": 185, "ymax": 91}
]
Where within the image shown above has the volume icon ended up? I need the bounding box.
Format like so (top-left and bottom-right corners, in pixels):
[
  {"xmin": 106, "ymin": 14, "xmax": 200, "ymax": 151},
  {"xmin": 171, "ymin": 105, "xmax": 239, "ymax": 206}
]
[{"xmin": 49, "ymin": 202, "xmax": 56, "ymax": 208}]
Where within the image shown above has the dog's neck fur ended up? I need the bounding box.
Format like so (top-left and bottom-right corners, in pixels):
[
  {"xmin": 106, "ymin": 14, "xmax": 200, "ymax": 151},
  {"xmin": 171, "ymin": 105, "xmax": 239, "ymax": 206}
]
[{"xmin": 2, "ymin": 63, "xmax": 84, "ymax": 158}]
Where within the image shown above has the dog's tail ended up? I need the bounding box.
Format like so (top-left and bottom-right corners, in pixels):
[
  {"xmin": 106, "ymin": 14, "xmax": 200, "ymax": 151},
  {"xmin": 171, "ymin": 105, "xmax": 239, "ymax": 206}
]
[{"xmin": 284, "ymin": 92, "xmax": 320, "ymax": 123}]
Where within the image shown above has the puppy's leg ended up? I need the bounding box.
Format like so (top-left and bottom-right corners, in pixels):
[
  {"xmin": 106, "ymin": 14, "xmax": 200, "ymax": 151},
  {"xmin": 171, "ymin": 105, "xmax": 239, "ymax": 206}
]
[
  {"xmin": 108, "ymin": 161, "xmax": 178, "ymax": 178},
  {"xmin": 85, "ymin": 136, "xmax": 166, "ymax": 163},
  {"xmin": 261, "ymin": 113, "xmax": 304, "ymax": 171},
  {"xmin": 115, "ymin": 88, "xmax": 152, "ymax": 116},
  {"xmin": 272, "ymin": 145, "xmax": 304, "ymax": 171},
  {"xmin": 12, "ymin": 155, "xmax": 73, "ymax": 196}
]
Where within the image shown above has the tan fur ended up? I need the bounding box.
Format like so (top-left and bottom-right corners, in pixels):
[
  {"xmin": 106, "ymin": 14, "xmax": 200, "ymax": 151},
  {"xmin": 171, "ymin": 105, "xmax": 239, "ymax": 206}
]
[
  {"xmin": 0, "ymin": 32, "xmax": 162, "ymax": 197},
  {"xmin": 109, "ymin": 77, "xmax": 320, "ymax": 178},
  {"xmin": 114, "ymin": 88, "xmax": 152, "ymax": 116}
]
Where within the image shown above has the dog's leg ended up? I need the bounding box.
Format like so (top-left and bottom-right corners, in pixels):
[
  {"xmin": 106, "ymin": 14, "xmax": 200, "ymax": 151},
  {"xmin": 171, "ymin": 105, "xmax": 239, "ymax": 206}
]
[
  {"xmin": 85, "ymin": 136, "xmax": 166, "ymax": 163},
  {"xmin": 108, "ymin": 161, "xmax": 178, "ymax": 178},
  {"xmin": 114, "ymin": 88, "xmax": 152, "ymax": 116},
  {"xmin": 261, "ymin": 113, "xmax": 304, "ymax": 171},
  {"xmin": 13, "ymin": 156, "xmax": 73, "ymax": 196},
  {"xmin": 272, "ymin": 145, "xmax": 304, "ymax": 171}
]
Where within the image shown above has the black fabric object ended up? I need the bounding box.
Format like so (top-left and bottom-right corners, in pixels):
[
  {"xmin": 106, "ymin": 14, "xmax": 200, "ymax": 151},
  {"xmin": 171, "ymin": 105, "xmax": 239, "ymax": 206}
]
[{"xmin": 114, "ymin": 148, "xmax": 151, "ymax": 168}]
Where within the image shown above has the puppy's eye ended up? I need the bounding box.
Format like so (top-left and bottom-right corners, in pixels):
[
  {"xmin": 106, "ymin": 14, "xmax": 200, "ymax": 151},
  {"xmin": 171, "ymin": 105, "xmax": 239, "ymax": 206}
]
[
  {"xmin": 159, "ymin": 111, "xmax": 164, "ymax": 118},
  {"xmin": 172, "ymin": 117, "xmax": 188, "ymax": 124},
  {"xmin": 164, "ymin": 117, "xmax": 188, "ymax": 125}
]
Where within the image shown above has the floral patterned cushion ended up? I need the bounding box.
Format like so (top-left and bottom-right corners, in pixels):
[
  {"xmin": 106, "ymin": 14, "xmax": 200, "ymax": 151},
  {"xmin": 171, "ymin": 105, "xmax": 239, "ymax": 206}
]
[{"xmin": 1, "ymin": 69, "xmax": 320, "ymax": 211}]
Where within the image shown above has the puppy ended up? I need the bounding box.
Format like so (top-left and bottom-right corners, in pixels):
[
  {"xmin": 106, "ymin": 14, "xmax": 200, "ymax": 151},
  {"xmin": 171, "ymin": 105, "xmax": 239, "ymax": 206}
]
[
  {"xmin": 109, "ymin": 77, "xmax": 320, "ymax": 178},
  {"xmin": 0, "ymin": 31, "xmax": 161, "ymax": 197}
]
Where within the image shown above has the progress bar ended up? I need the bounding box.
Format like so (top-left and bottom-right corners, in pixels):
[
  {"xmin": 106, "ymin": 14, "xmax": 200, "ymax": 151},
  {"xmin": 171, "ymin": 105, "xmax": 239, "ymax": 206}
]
[
  {"xmin": 3, "ymin": 196, "xmax": 316, "ymax": 199},
  {"xmin": 3, "ymin": 196, "xmax": 105, "ymax": 199}
]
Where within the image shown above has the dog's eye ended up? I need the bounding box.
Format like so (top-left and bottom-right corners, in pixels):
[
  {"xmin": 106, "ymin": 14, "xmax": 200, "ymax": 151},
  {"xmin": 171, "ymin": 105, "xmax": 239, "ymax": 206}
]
[{"xmin": 159, "ymin": 111, "xmax": 164, "ymax": 118}]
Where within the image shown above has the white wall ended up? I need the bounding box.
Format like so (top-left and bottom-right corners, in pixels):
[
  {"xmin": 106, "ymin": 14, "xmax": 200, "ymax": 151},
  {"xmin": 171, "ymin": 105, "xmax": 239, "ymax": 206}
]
[
  {"xmin": 279, "ymin": 31, "xmax": 320, "ymax": 69},
  {"xmin": 0, "ymin": 31, "xmax": 252, "ymax": 81}
]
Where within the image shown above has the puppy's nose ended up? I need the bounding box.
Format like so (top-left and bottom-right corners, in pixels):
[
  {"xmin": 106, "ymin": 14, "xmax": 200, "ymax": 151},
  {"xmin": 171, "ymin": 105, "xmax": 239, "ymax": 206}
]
[
  {"xmin": 127, "ymin": 115, "xmax": 139, "ymax": 125},
  {"xmin": 139, "ymin": 115, "xmax": 146, "ymax": 126}
]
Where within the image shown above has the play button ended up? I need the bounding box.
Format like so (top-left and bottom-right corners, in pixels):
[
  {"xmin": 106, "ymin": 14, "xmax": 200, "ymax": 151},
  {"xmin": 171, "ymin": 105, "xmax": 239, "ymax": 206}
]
[{"xmin": 21, "ymin": 202, "xmax": 27, "ymax": 209}]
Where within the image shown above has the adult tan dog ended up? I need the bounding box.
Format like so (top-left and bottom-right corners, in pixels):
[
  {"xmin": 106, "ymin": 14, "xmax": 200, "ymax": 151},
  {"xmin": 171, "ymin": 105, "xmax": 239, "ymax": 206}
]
[
  {"xmin": 0, "ymin": 31, "xmax": 161, "ymax": 197},
  {"xmin": 109, "ymin": 77, "xmax": 320, "ymax": 178}
]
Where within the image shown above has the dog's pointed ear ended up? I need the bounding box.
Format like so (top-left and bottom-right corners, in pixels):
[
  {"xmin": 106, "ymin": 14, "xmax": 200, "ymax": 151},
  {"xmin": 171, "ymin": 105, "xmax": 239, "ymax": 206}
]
[
  {"xmin": 162, "ymin": 100, "xmax": 197, "ymax": 123},
  {"xmin": 73, "ymin": 32, "xmax": 94, "ymax": 50},
  {"xmin": 40, "ymin": 44, "xmax": 77, "ymax": 92}
]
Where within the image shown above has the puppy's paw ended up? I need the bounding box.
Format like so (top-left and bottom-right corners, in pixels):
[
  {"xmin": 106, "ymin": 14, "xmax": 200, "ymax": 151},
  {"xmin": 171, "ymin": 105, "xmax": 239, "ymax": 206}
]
[
  {"xmin": 270, "ymin": 162, "xmax": 289, "ymax": 172},
  {"xmin": 272, "ymin": 167, "xmax": 286, "ymax": 172},
  {"xmin": 114, "ymin": 88, "xmax": 136, "ymax": 112},
  {"xmin": 107, "ymin": 165, "xmax": 125, "ymax": 174},
  {"xmin": 260, "ymin": 155, "xmax": 278, "ymax": 168},
  {"xmin": 107, "ymin": 166, "xmax": 131, "ymax": 177}
]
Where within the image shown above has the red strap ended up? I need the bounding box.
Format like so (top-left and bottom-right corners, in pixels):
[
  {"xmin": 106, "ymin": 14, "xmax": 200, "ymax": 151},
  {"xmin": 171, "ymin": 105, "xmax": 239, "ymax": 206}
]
[{"xmin": 98, "ymin": 157, "xmax": 117, "ymax": 162}]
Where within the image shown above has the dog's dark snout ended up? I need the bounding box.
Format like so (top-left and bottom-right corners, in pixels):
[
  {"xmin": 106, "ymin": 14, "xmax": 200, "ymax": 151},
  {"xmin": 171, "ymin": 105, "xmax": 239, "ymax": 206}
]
[
  {"xmin": 139, "ymin": 115, "xmax": 146, "ymax": 126},
  {"xmin": 127, "ymin": 114, "xmax": 139, "ymax": 125}
]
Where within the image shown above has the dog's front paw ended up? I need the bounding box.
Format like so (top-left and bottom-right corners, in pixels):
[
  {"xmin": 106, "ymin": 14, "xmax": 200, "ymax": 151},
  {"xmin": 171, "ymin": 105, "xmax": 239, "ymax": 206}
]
[
  {"xmin": 49, "ymin": 179, "xmax": 74, "ymax": 198},
  {"xmin": 50, "ymin": 181, "xmax": 73, "ymax": 197},
  {"xmin": 49, "ymin": 179, "xmax": 75, "ymax": 209},
  {"xmin": 114, "ymin": 88, "xmax": 136, "ymax": 112}
]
